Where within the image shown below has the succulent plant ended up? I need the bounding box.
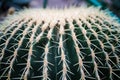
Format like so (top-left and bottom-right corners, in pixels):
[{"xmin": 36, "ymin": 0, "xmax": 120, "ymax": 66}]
[{"xmin": 0, "ymin": 7, "xmax": 120, "ymax": 80}]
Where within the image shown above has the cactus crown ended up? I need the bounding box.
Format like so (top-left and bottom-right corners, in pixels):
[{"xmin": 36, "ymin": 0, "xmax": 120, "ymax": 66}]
[{"xmin": 0, "ymin": 7, "xmax": 120, "ymax": 80}]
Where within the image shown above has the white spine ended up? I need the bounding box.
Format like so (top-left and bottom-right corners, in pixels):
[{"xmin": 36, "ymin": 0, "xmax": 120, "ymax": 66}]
[
  {"xmin": 7, "ymin": 20, "xmax": 33, "ymax": 80},
  {"xmin": 0, "ymin": 19, "xmax": 29, "ymax": 62},
  {"xmin": 68, "ymin": 19, "xmax": 85, "ymax": 80},
  {"xmin": 42, "ymin": 21, "xmax": 55, "ymax": 80},
  {"xmin": 23, "ymin": 20, "xmax": 41, "ymax": 80},
  {"xmin": 76, "ymin": 18, "xmax": 100, "ymax": 80},
  {"xmin": 36, "ymin": 22, "xmax": 49, "ymax": 42},
  {"xmin": 57, "ymin": 20, "xmax": 71, "ymax": 80}
]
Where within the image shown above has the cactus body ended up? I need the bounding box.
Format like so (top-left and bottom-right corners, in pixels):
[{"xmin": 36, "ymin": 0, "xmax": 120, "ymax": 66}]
[{"xmin": 0, "ymin": 7, "xmax": 120, "ymax": 80}]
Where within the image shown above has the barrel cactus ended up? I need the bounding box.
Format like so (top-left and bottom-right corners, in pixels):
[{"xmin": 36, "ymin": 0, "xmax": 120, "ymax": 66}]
[{"xmin": 0, "ymin": 7, "xmax": 120, "ymax": 80}]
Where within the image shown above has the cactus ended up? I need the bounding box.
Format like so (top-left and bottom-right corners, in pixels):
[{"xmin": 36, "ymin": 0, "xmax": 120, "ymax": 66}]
[{"xmin": 0, "ymin": 7, "xmax": 120, "ymax": 80}]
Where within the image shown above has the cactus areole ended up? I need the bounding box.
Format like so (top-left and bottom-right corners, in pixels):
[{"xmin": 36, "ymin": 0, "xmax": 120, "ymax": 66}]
[{"xmin": 0, "ymin": 7, "xmax": 120, "ymax": 80}]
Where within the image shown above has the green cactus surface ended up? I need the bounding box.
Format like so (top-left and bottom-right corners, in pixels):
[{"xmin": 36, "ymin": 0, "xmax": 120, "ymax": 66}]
[{"xmin": 0, "ymin": 7, "xmax": 120, "ymax": 80}]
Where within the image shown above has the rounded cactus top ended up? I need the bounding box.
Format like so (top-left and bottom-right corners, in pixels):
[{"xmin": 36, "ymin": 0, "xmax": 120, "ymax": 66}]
[
  {"xmin": 0, "ymin": 6, "xmax": 120, "ymax": 80},
  {"xmin": 0, "ymin": 6, "xmax": 120, "ymax": 31}
]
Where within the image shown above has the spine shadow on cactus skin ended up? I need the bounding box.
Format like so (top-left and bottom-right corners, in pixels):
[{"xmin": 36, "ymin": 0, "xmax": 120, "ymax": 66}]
[{"xmin": 0, "ymin": 8, "xmax": 120, "ymax": 80}]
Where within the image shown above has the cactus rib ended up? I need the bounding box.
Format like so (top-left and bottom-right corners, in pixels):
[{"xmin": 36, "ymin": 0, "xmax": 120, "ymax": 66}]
[{"xmin": 0, "ymin": 7, "xmax": 120, "ymax": 80}]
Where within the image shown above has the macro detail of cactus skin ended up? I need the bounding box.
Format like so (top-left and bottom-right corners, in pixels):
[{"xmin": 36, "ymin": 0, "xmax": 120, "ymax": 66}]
[{"xmin": 0, "ymin": 7, "xmax": 120, "ymax": 80}]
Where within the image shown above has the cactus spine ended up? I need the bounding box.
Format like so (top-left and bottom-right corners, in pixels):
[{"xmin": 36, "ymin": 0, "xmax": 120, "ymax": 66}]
[{"xmin": 0, "ymin": 7, "xmax": 120, "ymax": 80}]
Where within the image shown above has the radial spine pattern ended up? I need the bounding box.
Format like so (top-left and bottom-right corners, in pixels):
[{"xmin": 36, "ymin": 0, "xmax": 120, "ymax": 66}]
[{"xmin": 0, "ymin": 7, "xmax": 120, "ymax": 80}]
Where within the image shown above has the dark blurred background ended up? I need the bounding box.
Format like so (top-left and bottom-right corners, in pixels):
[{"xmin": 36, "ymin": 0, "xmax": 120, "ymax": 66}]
[{"xmin": 0, "ymin": 0, "xmax": 120, "ymax": 21}]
